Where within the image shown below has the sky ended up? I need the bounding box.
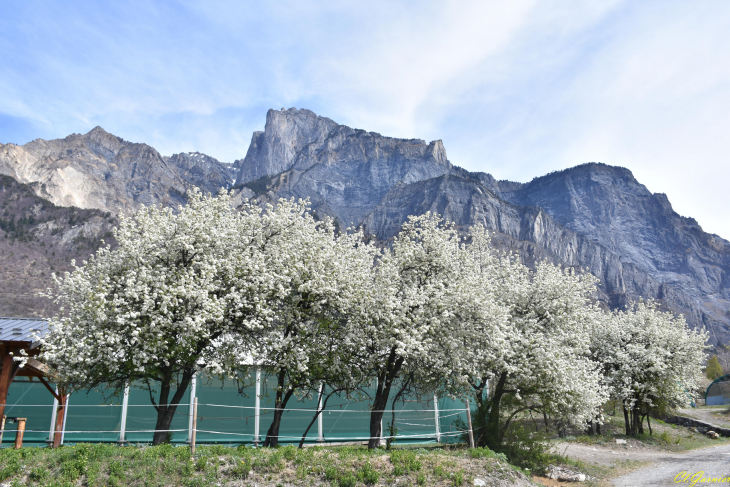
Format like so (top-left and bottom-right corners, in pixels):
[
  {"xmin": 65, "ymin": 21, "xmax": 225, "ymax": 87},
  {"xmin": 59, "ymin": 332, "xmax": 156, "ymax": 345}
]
[{"xmin": 1, "ymin": 1, "xmax": 729, "ymax": 237}]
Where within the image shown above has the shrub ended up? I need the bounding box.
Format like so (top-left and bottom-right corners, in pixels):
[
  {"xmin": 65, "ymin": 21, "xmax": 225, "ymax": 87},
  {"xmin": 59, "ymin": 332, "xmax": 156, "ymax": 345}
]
[
  {"xmin": 232, "ymin": 459, "xmax": 252, "ymax": 479},
  {"xmin": 357, "ymin": 462, "xmax": 379, "ymax": 485},
  {"xmin": 338, "ymin": 473, "xmax": 357, "ymax": 487},
  {"xmin": 495, "ymin": 424, "xmax": 551, "ymax": 472},
  {"xmin": 389, "ymin": 449, "xmax": 422, "ymax": 473}
]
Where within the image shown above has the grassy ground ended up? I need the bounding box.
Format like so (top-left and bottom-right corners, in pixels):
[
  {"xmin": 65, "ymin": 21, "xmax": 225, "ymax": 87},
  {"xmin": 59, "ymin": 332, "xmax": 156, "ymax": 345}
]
[
  {"xmin": 0, "ymin": 443, "xmax": 533, "ymax": 487},
  {"xmin": 565, "ymin": 413, "xmax": 730, "ymax": 452}
]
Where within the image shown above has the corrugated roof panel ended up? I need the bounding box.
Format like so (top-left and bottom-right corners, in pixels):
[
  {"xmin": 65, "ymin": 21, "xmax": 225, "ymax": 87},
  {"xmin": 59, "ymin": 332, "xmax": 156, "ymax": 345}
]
[{"xmin": 0, "ymin": 317, "xmax": 48, "ymax": 343}]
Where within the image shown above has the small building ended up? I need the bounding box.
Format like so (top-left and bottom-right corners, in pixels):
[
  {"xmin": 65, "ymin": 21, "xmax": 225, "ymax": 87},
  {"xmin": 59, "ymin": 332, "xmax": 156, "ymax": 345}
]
[
  {"xmin": 705, "ymin": 375, "xmax": 730, "ymax": 406},
  {"xmin": 0, "ymin": 317, "xmax": 66, "ymax": 447}
]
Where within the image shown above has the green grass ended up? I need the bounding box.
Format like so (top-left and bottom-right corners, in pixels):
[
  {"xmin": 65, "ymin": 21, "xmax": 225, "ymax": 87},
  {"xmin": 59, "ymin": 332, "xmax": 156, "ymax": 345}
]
[{"xmin": 0, "ymin": 443, "xmax": 529, "ymax": 486}]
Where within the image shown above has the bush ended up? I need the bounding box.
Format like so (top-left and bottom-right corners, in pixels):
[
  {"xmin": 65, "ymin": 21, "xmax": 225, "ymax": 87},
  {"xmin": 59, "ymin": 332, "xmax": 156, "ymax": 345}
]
[{"xmin": 495, "ymin": 424, "xmax": 551, "ymax": 472}]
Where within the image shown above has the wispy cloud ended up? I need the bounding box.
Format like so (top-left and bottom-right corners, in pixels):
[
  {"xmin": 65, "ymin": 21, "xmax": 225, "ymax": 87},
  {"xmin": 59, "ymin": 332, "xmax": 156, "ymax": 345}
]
[{"xmin": 1, "ymin": 1, "xmax": 729, "ymax": 236}]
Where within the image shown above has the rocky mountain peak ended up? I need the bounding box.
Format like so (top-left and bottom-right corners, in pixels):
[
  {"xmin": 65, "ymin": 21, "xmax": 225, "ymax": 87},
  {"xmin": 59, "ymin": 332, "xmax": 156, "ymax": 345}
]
[
  {"xmin": 235, "ymin": 108, "xmax": 454, "ymax": 226},
  {"xmin": 236, "ymin": 108, "xmax": 340, "ymax": 184},
  {"xmin": 0, "ymin": 129, "xmax": 232, "ymax": 212}
]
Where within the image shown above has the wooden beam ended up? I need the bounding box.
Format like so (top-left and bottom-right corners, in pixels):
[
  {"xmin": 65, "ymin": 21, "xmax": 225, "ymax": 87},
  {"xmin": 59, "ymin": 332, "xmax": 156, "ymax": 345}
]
[
  {"xmin": 24, "ymin": 358, "xmax": 55, "ymax": 379},
  {"xmin": 37, "ymin": 376, "xmax": 61, "ymax": 402}
]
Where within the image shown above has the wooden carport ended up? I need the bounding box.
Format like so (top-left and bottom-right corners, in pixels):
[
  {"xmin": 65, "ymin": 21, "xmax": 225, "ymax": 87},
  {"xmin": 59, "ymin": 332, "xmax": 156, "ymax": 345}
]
[{"xmin": 0, "ymin": 317, "xmax": 66, "ymax": 448}]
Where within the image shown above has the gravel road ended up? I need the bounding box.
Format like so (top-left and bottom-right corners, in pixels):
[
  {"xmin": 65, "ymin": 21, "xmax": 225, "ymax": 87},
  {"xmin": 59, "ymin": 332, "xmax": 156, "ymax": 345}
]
[{"xmin": 611, "ymin": 442, "xmax": 730, "ymax": 486}]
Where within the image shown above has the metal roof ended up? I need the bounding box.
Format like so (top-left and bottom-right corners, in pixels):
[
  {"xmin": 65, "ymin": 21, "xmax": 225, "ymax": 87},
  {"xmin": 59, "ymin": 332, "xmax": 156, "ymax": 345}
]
[{"xmin": 0, "ymin": 317, "xmax": 48, "ymax": 344}]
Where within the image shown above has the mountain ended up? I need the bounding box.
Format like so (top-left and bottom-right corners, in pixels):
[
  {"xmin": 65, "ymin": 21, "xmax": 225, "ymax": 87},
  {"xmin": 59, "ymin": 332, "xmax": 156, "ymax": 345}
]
[
  {"xmin": 234, "ymin": 108, "xmax": 452, "ymax": 226},
  {"xmin": 0, "ymin": 174, "xmax": 117, "ymax": 317},
  {"xmin": 234, "ymin": 108, "xmax": 730, "ymax": 341},
  {"xmin": 1, "ymin": 108, "xmax": 728, "ymax": 343},
  {"xmin": 0, "ymin": 127, "xmax": 234, "ymax": 212}
]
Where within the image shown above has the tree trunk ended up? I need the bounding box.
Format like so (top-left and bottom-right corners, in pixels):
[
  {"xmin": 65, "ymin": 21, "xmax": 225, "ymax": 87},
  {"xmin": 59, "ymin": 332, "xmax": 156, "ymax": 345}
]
[
  {"xmin": 484, "ymin": 371, "xmax": 508, "ymax": 450},
  {"xmin": 367, "ymin": 351, "xmax": 404, "ymax": 449},
  {"xmin": 623, "ymin": 405, "xmax": 631, "ymax": 436},
  {"xmin": 637, "ymin": 410, "xmax": 644, "ymax": 435},
  {"xmin": 263, "ymin": 369, "xmax": 295, "ymax": 448},
  {"xmin": 646, "ymin": 414, "xmax": 652, "ymax": 435},
  {"xmin": 299, "ymin": 388, "xmax": 338, "ymax": 448},
  {"xmin": 152, "ymin": 372, "xmax": 193, "ymax": 446}
]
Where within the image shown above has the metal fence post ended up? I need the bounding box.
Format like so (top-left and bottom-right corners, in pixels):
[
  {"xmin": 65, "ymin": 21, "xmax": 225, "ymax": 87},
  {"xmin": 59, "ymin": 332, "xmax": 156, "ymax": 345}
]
[
  {"xmin": 190, "ymin": 397, "xmax": 198, "ymax": 456},
  {"xmin": 317, "ymin": 383, "xmax": 324, "ymax": 442},
  {"xmin": 254, "ymin": 368, "xmax": 261, "ymax": 447},
  {"xmin": 188, "ymin": 373, "xmax": 197, "ymax": 444},
  {"xmin": 464, "ymin": 398, "xmax": 475, "ymax": 448},
  {"xmin": 433, "ymin": 394, "xmax": 441, "ymax": 443},
  {"xmin": 118, "ymin": 384, "xmax": 129, "ymax": 444},
  {"xmin": 60, "ymin": 393, "xmax": 69, "ymax": 445},
  {"xmin": 48, "ymin": 389, "xmax": 59, "ymax": 444}
]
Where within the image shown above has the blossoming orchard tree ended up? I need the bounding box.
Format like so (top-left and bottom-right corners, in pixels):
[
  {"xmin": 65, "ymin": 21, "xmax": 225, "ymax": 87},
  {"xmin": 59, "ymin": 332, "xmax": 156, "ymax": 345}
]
[
  {"xmin": 41, "ymin": 190, "xmax": 283, "ymax": 445},
  {"xmin": 347, "ymin": 214, "xmax": 488, "ymax": 449},
  {"xmin": 240, "ymin": 202, "xmax": 375, "ymax": 447},
  {"xmin": 591, "ymin": 301, "xmax": 707, "ymax": 436},
  {"xmin": 442, "ymin": 233, "xmax": 607, "ymax": 449}
]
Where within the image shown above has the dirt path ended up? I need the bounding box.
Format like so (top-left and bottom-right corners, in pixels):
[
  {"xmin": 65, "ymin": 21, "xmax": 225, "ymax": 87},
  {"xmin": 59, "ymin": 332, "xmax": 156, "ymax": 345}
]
[
  {"xmin": 610, "ymin": 442, "xmax": 730, "ymax": 486},
  {"xmin": 554, "ymin": 442, "xmax": 669, "ymax": 467}
]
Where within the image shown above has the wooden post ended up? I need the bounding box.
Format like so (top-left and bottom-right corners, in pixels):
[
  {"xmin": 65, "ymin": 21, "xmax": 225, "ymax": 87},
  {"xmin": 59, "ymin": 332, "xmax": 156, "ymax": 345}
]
[
  {"xmin": 53, "ymin": 391, "xmax": 67, "ymax": 448},
  {"xmin": 14, "ymin": 418, "xmax": 26, "ymax": 449},
  {"xmin": 190, "ymin": 397, "xmax": 198, "ymax": 456},
  {"xmin": 0, "ymin": 348, "xmax": 15, "ymax": 421},
  {"xmin": 464, "ymin": 398, "xmax": 475, "ymax": 449}
]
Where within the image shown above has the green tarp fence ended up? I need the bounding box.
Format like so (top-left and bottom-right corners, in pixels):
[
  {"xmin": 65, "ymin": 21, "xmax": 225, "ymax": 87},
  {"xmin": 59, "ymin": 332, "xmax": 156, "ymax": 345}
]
[{"xmin": 1, "ymin": 375, "xmax": 468, "ymax": 448}]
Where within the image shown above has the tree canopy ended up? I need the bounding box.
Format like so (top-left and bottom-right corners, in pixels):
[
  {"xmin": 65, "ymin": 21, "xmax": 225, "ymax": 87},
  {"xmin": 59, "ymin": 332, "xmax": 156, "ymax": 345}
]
[{"xmin": 40, "ymin": 191, "xmax": 709, "ymax": 447}]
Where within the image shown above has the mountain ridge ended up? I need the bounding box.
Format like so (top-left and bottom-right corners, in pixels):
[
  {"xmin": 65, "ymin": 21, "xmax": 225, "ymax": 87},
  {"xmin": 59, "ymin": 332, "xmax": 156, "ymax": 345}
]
[{"xmin": 1, "ymin": 107, "xmax": 728, "ymax": 343}]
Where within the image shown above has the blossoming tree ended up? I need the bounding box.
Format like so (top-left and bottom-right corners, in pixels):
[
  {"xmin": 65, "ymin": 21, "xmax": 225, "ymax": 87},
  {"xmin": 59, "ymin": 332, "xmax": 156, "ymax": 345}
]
[
  {"xmin": 591, "ymin": 301, "xmax": 707, "ymax": 436},
  {"xmin": 346, "ymin": 213, "xmax": 486, "ymax": 449},
  {"xmin": 439, "ymin": 227, "xmax": 607, "ymax": 449},
  {"xmin": 41, "ymin": 190, "xmax": 281, "ymax": 445},
  {"xmin": 243, "ymin": 202, "xmax": 375, "ymax": 447}
]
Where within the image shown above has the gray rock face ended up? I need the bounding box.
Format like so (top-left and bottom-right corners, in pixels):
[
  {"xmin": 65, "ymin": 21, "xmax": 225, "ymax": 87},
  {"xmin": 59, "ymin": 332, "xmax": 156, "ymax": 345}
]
[
  {"xmin": 0, "ymin": 127, "xmax": 233, "ymax": 212},
  {"xmin": 164, "ymin": 151, "xmax": 236, "ymax": 196},
  {"xmin": 235, "ymin": 108, "xmax": 340, "ymax": 184},
  {"xmin": 234, "ymin": 109, "xmax": 730, "ymax": 338},
  {"xmin": 497, "ymin": 163, "xmax": 730, "ymax": 335},
  {"xmin": 238, "ymin": 108, "xmax": 452, "ymax": 226},
  {"xmin": 361, "ymin": 174, "xmax": 715, "ymax": 335}
]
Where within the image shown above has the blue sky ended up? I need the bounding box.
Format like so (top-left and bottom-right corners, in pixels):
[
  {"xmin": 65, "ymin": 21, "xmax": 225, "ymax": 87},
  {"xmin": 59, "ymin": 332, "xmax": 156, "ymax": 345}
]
[{"xmin": 2, "ymin": 1, "xmax": 730, "ymax": 237}]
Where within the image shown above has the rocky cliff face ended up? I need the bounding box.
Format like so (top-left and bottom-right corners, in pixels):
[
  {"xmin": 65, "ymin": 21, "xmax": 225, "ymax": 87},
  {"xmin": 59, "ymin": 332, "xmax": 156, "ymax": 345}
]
[
  {"xmin": 0, "ymin": 127, "xmax": 233, "ymax": 212},
  {"xmin": 236, "ymin": 108, "xmax": 452, "ymax": 226},
  {"xmin": 234, "ymin": 109, "xmax": 730, "ymax": 340}
]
